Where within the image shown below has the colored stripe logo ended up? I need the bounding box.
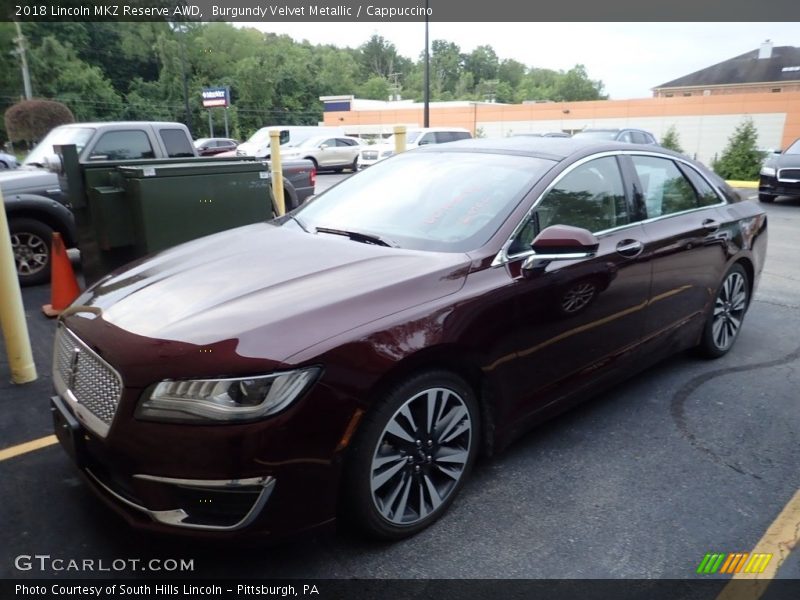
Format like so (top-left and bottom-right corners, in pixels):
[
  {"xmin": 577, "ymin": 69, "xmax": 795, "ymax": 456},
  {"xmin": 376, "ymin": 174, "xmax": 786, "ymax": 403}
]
[{"xmin": 696, "ymin": 552, "xmax": 773, "ymax": 574}]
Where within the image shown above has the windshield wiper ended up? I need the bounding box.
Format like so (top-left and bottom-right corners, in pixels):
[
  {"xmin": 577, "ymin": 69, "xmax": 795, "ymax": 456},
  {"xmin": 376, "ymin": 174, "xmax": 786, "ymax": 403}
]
[{"xmin": 315, "ymin": 226, "xmax": 397, "ymax": 247}]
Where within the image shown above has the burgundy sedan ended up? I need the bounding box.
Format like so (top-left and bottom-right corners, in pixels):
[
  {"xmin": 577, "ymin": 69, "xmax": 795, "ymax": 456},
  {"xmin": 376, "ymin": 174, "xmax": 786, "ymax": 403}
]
[{"xmin": 51, "ymin": 138, "xmax": 767, "ymax": 541}]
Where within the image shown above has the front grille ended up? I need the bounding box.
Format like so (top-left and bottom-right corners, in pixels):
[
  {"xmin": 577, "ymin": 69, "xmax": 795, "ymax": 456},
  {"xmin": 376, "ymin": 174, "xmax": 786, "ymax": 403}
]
[
  {"xmin": 53, "ymin": 325, "xmax": 123, "ymax": 436},
  {"xmin": 778, "ymin": 168, "xmax": 800, "ymax": 181},
  {"xmin": 362, "ymin": 151, "xmax": 378, "ymax": 160}
]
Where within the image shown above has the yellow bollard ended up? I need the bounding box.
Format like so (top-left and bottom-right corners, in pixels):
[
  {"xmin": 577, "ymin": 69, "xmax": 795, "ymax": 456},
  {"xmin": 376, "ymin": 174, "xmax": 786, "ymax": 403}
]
[
  {"xmin": 269, "ymin": 130, "xmax": 286, "ymax": 217},
  {"xmin": 393, "ymin": 125, "xmax": 407, "ymax": 155},
  {"xmin": 0, "ymin": 188, "xmax": 37, "ymax": 384}
]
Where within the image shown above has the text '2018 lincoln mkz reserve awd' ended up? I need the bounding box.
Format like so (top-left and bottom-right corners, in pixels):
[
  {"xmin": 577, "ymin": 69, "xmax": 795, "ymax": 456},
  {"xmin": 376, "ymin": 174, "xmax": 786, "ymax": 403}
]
[{"xmin": 51, "ymin": 137, "xmax": 767, "ymax": 541}]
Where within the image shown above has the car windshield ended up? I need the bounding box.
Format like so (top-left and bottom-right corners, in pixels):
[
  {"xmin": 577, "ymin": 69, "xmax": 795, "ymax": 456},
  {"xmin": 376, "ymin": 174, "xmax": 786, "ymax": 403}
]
[
  {"xmin": 293, "ymin": 151, "xmax": 554, "ymax": 252},
  {"xmin": 573, "ymin": 131, "xmax": 617, "ymax": 140},
  {"xmin": 786, "ymin": 139, "xmax": 800, "ymax": 154},
  {"xmin": 23, "ymin": 126, "xmax": 95, "ymax": 167}
]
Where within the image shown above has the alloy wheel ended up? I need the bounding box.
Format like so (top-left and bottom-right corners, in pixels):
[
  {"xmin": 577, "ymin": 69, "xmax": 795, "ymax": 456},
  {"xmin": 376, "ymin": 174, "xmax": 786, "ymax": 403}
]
[
  {"xmin": 11, "ymin": 231, "xmax": 49, "ymax": 276},
  {"xmin": 712, "ymin": 271, "xmax": 747, "ymax": 351},
  {"xmin": 369, "ymin": 387, "xmax": 472, "ymax": 526}
]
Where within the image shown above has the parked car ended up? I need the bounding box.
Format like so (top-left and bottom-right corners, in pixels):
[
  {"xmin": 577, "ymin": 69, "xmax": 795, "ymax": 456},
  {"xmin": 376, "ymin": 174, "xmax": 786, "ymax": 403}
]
[
  {"xmin": 573, "ymin": 128, "xmax": 658, "ymax": 145},
  {"xmin": 759, "ymin": 138, "xmax": 800, "ymax": 203},
  {"xmin": 236, "ymin": 126, "xmax": 344, "ymax": 159},
  {"xmin": 193, "ymin": 137, "xmax": 238, "ymax": 156},
  {"xmin": 278, "ymin": 135, "xmax": 361, "ymax": 172},
  {"xmin": 512, "ymin": 132, "xmax": 571, "ymax": 138},
  {"xmin": 51, "ymin": 137, "xmax": 766, "ymax": 542},
  {"xmin": 359, "ymin": 127, "xmax": 472, "ymax": 168},
  {"xmin": 0, "ymin": 150, "xmax": 18, "ymax": 169}
]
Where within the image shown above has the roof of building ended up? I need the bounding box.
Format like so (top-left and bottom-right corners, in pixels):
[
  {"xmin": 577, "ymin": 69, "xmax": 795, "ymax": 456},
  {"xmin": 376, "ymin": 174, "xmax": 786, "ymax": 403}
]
[{"xmin": 654, "ymin": 44, "xmax": 800, "ymax": 90}]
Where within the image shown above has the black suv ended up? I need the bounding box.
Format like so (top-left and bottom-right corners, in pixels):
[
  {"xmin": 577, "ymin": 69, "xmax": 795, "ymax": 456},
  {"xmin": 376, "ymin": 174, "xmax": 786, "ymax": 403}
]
[{"xmin": 573, "ymin": 128, "xmax": 658, "ymax": 145}]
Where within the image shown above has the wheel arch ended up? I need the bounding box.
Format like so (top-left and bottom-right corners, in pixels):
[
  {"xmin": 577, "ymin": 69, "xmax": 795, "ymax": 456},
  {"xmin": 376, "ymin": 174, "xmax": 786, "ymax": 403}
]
[{"xmin": 355, "ymin": 344, "xmax": 498, "ymax": 458}]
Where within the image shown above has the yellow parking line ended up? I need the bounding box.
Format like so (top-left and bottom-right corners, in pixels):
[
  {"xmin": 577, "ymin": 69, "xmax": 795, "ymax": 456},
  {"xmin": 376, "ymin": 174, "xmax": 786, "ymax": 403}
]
[
  {"xmin": 716, "ymin": 488, "xmax": 800, "ymax": 600},
  {"xmin": 0, "ymin": 435, "xmax": 58, "ymax": 461}
]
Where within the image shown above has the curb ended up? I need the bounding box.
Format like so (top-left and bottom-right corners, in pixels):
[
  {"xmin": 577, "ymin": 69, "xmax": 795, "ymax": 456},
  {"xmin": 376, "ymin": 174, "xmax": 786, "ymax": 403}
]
[{"xmin": 726, "ymin": 180, "xmax": 758, "ymax": 189}]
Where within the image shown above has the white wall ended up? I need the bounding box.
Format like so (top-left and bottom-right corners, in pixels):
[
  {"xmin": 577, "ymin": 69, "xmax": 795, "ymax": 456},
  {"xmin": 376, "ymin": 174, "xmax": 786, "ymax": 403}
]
[{"xmin": 479, "ymin": 113, "xmax": 787, "ymax": 166}]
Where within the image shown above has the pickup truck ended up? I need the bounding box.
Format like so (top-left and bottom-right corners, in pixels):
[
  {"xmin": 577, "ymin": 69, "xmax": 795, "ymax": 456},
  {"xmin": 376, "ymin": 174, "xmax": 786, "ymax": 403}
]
[{"xmin": 0, "ymin": 121, "xmax": 315, "ymax": 285}]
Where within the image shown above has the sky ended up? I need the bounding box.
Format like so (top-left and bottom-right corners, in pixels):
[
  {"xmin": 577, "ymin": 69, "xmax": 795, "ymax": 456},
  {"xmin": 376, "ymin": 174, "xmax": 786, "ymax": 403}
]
[{"xmin": 241, "ymin": 22, "xmax": 800, "ymax": 99}]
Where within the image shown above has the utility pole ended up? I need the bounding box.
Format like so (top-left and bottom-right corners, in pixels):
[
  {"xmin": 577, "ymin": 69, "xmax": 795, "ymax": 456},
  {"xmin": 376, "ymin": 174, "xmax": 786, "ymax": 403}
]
[
  {"xmin": 423, "ymin": 0, "xmax": 430, "ymax": 127},
  {"xmin": 12, "ymin": 21, "xmax": 33, "ymax": 100}
]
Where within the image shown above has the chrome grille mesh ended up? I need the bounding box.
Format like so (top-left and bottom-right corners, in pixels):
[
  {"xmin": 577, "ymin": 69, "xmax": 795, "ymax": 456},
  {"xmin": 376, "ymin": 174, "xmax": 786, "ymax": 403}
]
[{"xmin": 53, "ymin": 326, "xmax": 123, "ymax": 431}]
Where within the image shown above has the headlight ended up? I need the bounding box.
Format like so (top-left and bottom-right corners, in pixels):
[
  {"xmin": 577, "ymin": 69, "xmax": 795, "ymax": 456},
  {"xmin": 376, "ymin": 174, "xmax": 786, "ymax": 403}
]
[
  {"xmin": 136, "ymin": 367, "xmax": 321, "ymax": 423},
  {"xmin": 760, "ymin": 167, "xmax": 776, "ymax": 177}
]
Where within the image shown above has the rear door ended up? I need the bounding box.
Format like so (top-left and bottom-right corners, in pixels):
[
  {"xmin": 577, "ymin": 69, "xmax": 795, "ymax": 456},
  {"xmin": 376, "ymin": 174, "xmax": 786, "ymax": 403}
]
[{"xmin": 626, "ymin": 153, "xmax": 730, "ymax": 346}]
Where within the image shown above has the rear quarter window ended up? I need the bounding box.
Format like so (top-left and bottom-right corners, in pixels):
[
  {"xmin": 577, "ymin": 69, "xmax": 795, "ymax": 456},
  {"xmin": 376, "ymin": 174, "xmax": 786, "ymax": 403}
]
[{"xmin": 160, "ymin": 128, "xmax": 195, "ymax": 157}]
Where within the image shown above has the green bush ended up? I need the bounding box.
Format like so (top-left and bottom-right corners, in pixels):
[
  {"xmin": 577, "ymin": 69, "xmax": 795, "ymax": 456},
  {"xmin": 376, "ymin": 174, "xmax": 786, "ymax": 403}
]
[
  {"xmin": 660, "ymin": 125, "xmax": 684, "ymax": 154},
  {"xmin": 711, "ymin": 118, "xmax": 764, "ymax": 180}
]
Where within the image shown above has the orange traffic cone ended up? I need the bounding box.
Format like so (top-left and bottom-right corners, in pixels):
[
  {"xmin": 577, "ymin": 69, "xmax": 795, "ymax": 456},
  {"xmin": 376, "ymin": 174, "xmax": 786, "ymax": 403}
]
[{"xmin": 42, "ymin": 232, "xmax": 81, "ymax": 318}]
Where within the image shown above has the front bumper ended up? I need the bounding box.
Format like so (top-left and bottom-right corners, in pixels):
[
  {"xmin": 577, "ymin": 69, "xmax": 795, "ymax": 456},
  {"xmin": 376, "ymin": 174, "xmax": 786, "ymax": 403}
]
[
  {"xmin": 759, "ymin": 174, "xmax": 800, "ymax": 198},
  {"xmin": 50, "ymin": 380, "xmax": 350, "ymax": 539}
]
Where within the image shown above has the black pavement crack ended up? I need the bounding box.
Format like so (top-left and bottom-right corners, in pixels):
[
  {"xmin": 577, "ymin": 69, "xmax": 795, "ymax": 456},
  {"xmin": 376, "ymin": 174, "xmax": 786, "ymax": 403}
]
[{"xmin": 670, "ymin": 344, "xmax": 800, "ymax": 480}]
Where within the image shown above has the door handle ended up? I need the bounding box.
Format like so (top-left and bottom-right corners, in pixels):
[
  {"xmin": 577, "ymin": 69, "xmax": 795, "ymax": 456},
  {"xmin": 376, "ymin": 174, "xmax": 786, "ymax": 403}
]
[
  {"xmin": 702, "ymin": 219, "xmax": 720, "ymax": 232},
  {"xmin": 616, "ymin": 239, "xmax": 643, "ymax": 257}
]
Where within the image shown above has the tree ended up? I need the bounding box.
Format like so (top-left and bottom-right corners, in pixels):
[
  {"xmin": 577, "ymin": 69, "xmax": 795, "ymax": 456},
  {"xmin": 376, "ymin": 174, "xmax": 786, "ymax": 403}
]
[
  {"xmin": 359, "ymin": 35, "xmax": 399, "ymax": 79},
  {"xmin": 464, "ymin": 45, "xmax": 498, "ymax": 85},
  {"xmin": 711, "ymin": 118, "xmax": 763, "ymax": 180},
  {"xmin": 4, "ymin": 99, "xmax": 74, "ymax": 144},
  {"xmin": 552, "ymin": 65, "xmax": 606, "ymax": 101},
  {"xmin": 660, "ymin": 126, "xmax": 684, "ymax": 153}
]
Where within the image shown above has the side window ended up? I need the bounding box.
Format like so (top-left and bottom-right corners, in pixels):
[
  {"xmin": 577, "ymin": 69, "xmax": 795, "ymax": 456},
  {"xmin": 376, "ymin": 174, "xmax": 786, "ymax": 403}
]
[
  {"xmin": 619, "ymin": 131, "xmax": 634, "ymax": 143},
  {"xmin": 631, "ymin": 131, "xmax": 648, "ymax": 144},
  {"xmin": 452, "ymin": 131, "xmax": 471, "ymax": 141},
  {"xmin": 434, "ymin": 132, "xmax": 454, "ymax": 143},
  {"xmin": 336, "ymin": 138, "xmax": 355, "ymax": 147},
  {"xmin": 90, "ymin": 131, "xmax": 155, "ymax": 160},
  {"xmin": 631, "ymin": 155, "xmax": 702, "ymax": 217},
  {"xmin": 320, "ymin": 138, "xmax": 337, "ymax": 148},
  {"xmin": 160, "ymin": 128, "xmax": 194, "ymax": 157},
  {"xmin": 679, "ymin": 164, "xmax": 723, "ymax": 207},
  {"xmin": 418, "ymin": 133, "xmax": 436, "ymax": 145},
  {"xmin": 535, "ymin": 156, "xmax": 629, "ymax": 234}
]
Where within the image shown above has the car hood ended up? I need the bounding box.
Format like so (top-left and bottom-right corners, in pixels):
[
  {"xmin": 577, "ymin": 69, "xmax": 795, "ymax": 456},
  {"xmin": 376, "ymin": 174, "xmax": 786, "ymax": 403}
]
[
  {"xmin": 74, "ymin": 223, "xmax": 470, "ymax": 361},
  {"xmin": 0, "ymin": 167, "xmax": 58, "ymax": 193},
  {"xmin": 772, "ymin": 152, "xmax": 800, "ymax": 169}
]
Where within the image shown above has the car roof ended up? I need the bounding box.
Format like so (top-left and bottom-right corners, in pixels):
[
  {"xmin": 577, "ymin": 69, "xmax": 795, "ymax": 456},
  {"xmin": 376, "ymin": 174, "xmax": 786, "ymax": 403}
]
[{"xmin": 415, "ymin": 136, "xmax": 676, "ymax": 161}]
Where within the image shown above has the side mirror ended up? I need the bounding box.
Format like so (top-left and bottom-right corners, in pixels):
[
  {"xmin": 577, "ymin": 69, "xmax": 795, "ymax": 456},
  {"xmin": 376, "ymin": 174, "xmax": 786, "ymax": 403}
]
[{"xmin": 522, "ymin": 224, "xmax": 599, "ymax": 278}]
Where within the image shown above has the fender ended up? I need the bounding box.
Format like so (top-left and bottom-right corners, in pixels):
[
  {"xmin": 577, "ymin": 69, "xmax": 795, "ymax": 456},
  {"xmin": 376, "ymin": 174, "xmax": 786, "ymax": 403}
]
[{"xmin": 4, "ymin": 193, "xmax": 77, "ymax": 247}]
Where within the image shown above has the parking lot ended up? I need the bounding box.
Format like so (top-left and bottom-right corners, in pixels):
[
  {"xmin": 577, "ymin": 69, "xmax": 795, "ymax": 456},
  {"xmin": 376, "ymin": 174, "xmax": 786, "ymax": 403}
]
[{"xmin": 1, "ymin": 180, "xmax": 798, "ymax": 582}]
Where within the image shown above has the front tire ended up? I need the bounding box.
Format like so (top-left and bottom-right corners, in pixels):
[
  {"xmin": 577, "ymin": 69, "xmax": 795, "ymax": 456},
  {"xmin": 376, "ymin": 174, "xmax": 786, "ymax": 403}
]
[
  {"xmin": 698, "ymin": 263, "xmax": 749, "ymax": 358},
  {"xmin": 758, "ymin": 193, "xmax": 775, "ymax": 203},
  {"xmin": 9, "ymin": 217, "xmax": 53, "ymax": 286},
  {"xmin": 344, "ymin": 371, "xmax": 479, "ymax": 540}
]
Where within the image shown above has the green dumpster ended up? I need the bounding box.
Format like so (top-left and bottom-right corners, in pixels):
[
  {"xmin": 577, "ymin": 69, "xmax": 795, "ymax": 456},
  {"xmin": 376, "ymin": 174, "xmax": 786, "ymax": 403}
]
[{"xmin": 118, "ymin": 160, "xmax": 273, "ymax": 256}]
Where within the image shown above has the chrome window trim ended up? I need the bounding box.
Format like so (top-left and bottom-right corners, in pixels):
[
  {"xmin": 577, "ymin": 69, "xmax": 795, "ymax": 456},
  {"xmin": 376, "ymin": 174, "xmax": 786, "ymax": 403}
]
[
  {"xmin": 88, "ymin": 470, "xmax": 276, "ymax": 531},
  {"xmin": 492, "ymin": 150, "xmax": 727, "ymax": 268},
  {"xmin": 52, "ymin": 325, "xmax": 123, "ymax": 439}
]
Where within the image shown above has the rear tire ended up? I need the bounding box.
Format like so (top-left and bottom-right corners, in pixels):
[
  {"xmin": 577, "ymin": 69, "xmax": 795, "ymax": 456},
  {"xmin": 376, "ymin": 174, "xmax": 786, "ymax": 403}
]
[
  {"xmin": 698, "ymin": 263, "xmax": 749, "ymax": 358},
  {"xmin": 758, "ymin": 193, "xmax": 775, "ymax": 203},
  {"xmin": 343, "ymin": 371, "xmax": 479, "ymax": 540},
  {"xmin": 9, "ymin": 217, "xmax": 53, "ymax": 286}
]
